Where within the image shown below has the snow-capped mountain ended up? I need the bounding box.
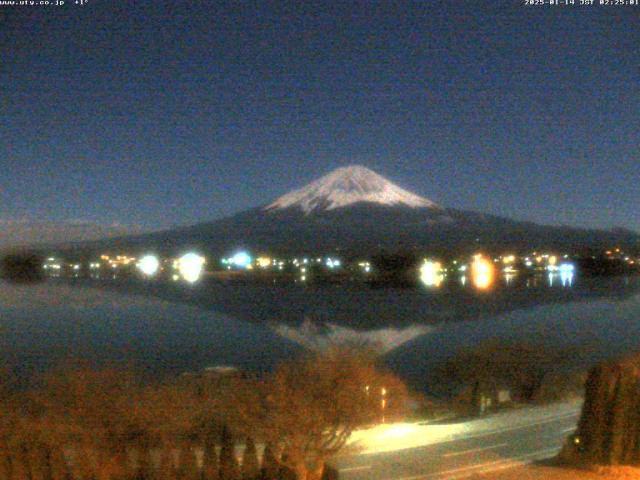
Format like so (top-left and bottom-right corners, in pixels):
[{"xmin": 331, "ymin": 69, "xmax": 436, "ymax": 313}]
[
  {"xmin": 55, "ymin": 165, "xmax": 639, "ymax": 258},
  {"xmin": 266, "ymin": 165, "xmax": 437, "ymax": 214}
]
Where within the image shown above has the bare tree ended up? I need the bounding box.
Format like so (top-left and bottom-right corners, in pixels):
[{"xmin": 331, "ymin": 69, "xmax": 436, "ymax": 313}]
[
  {"xmin": 234, "ymin": 347, "xmax": 408, "ymax": 480},
  {"xmin": 0, "ymin": 352, "xmax": 406, "ymax": 480}
]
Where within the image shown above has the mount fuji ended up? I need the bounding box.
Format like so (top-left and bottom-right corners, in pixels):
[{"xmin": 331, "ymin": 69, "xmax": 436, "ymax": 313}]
[
  {"xmin": 61, "ymin": 165, "xmax": 638, "ymax": 257},
  {"xmin": 265, "ymin": 165, "xmax": 436, "ymax": 214}
]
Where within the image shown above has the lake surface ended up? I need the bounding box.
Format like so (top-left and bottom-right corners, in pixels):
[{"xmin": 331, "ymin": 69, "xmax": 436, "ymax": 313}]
[{"xmin": 1, "ymin": 276, "xmax": 640, "ymax": 391}]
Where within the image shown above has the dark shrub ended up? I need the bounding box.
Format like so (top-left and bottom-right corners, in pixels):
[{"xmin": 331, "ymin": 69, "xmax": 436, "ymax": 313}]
[{"xmin": 1, "ymin": 253, "xmax": 44, "ymax": 283}]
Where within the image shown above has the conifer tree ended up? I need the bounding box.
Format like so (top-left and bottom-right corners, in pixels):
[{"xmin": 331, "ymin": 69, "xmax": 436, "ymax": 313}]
[
  {"xmin": 158, "ymin": 446, "xmax": 179, "ymax": 480},
  {"xmin": 202, "ymin": 431, "xmax": 219, "ymax": 480},
  {"xmin": 179, "ymin": 443, "xmax": 201, "ymax": 480},
  {"xmin": 135, "ymin": 446, "xmax": 154, "ymax": 480},
  {"xmin": 35, "ymin": 444, "xmax": 54, "ymax": 480},
  {"xmin": 260, "ymin": 443, "xmax": 279, "ymax": 480},
  {"xmin": 0, "ymin": 448, "xmax": 13, "ymax": 480},
  {"xmin": 219, "ymin": 426, "xmax": 240, "ymax": 480},
  {"xmin": 13, "ymin": 443, "xmax": 32, "ymax": 480},
  {"xmin": 278, "ymin": 447, "xmax": 296, "ymax": 480},
  {"xmin": 241, "ymin": 438, "xmax": 259, "ymax": 480},
  {"xmin": 572, "ymin": 355, "xmax": 640, "ymax": 465},
  {"xmin": 50, "ymin": 447, "xmax": 71, "ymax": 480}
]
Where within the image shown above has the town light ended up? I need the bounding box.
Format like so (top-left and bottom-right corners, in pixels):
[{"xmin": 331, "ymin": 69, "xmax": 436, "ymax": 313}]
[
  {"xmin": 137, "ymin": 255, "xmax": 160, "ymax": 276},
  {"xmin": 256, "ymin": 256, "xmax": 271, "ymax": 268},
  {"xmin": 559, "ymin": 262, "xmax": 575, "ymax": 287},
  {"xmin": 178, "ymin": 253, "xmax": 206, "ymax": 283},
  {"xmin": 471, "ymin": 255, "xmax": 494, "ymax": 290},
  {"xmin": 326, "ymin": 258, "xmax": 341, "ymax": 269},
  {"xmin": 559, "ymin": 263, "xmax": 575, "ymax": 273},
  {"xmin": 230, "ymin": 251, "xmax": 252, "ymax": 269},
  {"xmin": 419, "ymin": 260, "xmax": 443, "ymax": 287},
  {"xmin": 502, "ymin": 255, "xmax": 515, "ymax": 264}
]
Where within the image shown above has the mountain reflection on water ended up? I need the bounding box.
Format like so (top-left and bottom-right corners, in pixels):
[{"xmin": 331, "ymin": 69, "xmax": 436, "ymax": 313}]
[
  {"xmin": 273, "ymin": 319, "xmax": 432, "ymax": 353},
  {"xmin": 1, "ymin": 276, "xmax": 639, "ymax": 390},
  {"xmin": 59, "ymin": 274, "xmax": 640, "ymax": 329}
]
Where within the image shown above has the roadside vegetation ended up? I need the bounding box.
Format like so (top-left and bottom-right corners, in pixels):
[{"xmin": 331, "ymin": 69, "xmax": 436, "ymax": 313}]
[
  {"xmin": 0, "ymin": 347, "xmax": 408, "ymax": 480},
  {"xmin": 431, "ymin": 341, "xmax": 588, "ymax": 417}
]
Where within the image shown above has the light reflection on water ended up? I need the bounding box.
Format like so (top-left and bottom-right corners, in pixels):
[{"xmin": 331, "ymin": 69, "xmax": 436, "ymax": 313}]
[
  {"xmin": 419, "ymin": 269, "xmax": 576, "ymax": 293},
  {"xmin": 561, "ymin": 271, "xmax": 574, "ymax": 287}
]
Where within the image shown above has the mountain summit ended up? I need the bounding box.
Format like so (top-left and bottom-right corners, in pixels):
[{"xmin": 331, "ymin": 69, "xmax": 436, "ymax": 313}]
[{"xmin": 265, "ymin": 165, "xmax": 437, "ymax": 214}]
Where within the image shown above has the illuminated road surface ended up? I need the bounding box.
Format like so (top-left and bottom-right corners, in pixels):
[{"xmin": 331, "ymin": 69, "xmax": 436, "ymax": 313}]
[{"xmin": 334, "ymin": 403, "xmax": 580, "ymax": 480}]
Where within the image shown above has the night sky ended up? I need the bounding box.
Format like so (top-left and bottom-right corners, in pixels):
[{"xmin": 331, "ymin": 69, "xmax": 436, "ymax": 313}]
[{"xmin": 2, "ymin": 1, "xmax": 639, "ymax": 236}]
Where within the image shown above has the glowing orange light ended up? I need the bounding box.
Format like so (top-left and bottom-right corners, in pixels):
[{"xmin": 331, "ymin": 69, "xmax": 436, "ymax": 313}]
[
  {"xmin": 502, "ymin": 255, "xmax": 516, "ymax": 264},
  {"xmin": 471, "ymin": 255, "xmax": 495, "ymax": 290},
  {"xmin": 256, "ymin": 257, "xmax": 271, "ymax": 268}
]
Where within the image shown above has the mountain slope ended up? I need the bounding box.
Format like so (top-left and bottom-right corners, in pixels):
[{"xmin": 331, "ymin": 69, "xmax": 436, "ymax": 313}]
[
  {"xmin": 55, "ymin": 166, "xmax": 638, "ymax": 257},
  {"xmin": 0, "ymin": 220, "xmax": 142, "ymax": 251}
]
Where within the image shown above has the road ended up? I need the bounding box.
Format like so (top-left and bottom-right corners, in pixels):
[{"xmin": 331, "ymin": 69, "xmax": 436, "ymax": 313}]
[{"xmin": 333, "ymin": 403, "xmax": 581, "ymax": 480}]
